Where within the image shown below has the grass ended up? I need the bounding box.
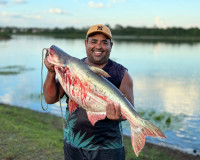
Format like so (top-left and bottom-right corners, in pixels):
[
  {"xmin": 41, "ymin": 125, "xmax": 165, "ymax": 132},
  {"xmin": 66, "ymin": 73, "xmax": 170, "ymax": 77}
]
[
  {"xmin": 0, "ymin": 104, "xmax": 64, "ymax": 160},
  {"xmin": 0, "ymin": 104, "xmax": 198, "ymax": 160}
]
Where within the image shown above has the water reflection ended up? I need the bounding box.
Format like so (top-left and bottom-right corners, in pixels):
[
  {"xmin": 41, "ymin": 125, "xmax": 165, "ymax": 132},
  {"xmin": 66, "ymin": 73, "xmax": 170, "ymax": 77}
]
[
  {"xmin": 134, "ymin": 76, "xmax": 200, "ymax": 116},
  {"xmin": 153, "ymin": 43, "xmax": 162, "ymax": 54},
  {"xmin": 162, "ymin": 81, "xmax": 200, "ymax": 116},
  {"xmin": 0, "ymin": 93, "xmax": 13, "ymax": 104}
]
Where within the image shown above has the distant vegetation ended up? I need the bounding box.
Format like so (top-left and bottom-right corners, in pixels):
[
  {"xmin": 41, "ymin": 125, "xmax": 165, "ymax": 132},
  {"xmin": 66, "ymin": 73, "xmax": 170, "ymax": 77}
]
[
  {"xmin": 1, "ymin": 24, "xmax": 200, "ymax": 42},
  {"xmin": 0, "ymin": 32, "xmax": 11, "ymax": 39},
  {"xmin": 0, "ymin": 65, "xmax": 34, "ymax": 75}
]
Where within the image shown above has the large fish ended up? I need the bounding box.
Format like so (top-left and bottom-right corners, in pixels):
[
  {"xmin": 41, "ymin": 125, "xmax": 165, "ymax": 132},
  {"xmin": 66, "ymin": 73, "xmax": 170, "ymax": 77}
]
[{"xmin": 46, "ymin": 45, "xmax": 166, "ymax": 156}]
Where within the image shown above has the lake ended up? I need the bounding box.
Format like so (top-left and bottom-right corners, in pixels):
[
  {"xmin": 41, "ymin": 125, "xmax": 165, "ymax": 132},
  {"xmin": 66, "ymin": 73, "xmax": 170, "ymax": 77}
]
[{"xmin": 0, "ymin": 35, "xmax": 199, "ymax": 155}]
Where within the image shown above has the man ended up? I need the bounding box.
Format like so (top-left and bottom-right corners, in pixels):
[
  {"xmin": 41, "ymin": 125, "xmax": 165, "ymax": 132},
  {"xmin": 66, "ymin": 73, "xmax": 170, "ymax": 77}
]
[{"xmin": 43, "ymin": 24, "xmax": 134, "ymax": 160}]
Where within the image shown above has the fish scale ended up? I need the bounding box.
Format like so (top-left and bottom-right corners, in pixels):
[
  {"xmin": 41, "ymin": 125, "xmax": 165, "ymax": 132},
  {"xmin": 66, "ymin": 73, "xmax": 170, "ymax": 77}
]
[{"xmin": 46, "ymin": 45, "xmax": 166, "ymax": 157}]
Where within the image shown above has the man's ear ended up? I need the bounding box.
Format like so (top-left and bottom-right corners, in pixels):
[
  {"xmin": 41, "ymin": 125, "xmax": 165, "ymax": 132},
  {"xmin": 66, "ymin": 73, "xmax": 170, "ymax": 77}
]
[
  {"xmin": 110, "ymin": 41, "xmax": 113, "ymax": 49},
  {"xmin": 84, "ymin": 39, "xmax": 88, "ymax": 48}
]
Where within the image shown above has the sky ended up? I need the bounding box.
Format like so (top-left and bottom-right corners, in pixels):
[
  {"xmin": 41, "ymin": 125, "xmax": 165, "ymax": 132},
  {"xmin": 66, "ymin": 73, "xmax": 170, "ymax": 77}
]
[{"xmin": 0, "ymin": 0, "xmax": 200, "ymax": 29}]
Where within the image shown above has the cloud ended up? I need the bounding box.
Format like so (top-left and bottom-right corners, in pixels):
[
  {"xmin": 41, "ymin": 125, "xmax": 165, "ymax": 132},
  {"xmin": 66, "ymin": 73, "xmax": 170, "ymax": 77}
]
[
  {"xmin": 0, "ymin": 0, "xmax": 26, "ymax": 7},
  {"xmin": 21, "ymin": 14, "xmax": 42, "ymax": 20},
  {"xmin": 0, "ymin": 11, "xmax": 8, "ymax": 16},
  {"xmin": 48, "ymin": 8, "xmax": 67, "ymax": 15},
  {"xmin": 33, "ymin": 15, "xmax": 41, "ymax": 19},
  {"xmin": 13, "ymin": 0, "xmax": 26, "ymax": 4},
  {"xmin": 0, "ymin": 0, "xmax": 8, "ymax": 6},
  {"xmin": 0, "ymin": 11, "xmax": 42, "ymax": 20},
  {"xmin": 89, "ymin": 1, "xmax": 103, "ymax": 8},
  {"xmin": 49, "ymin": 8, "xmax": 61, "ymax": 14},
  {"xmin": 154, "ymin": 16, "xmax": 168, "ymax": 28},
  {"xmin": 111, "ymin": 0, "xmax": 126, "ymax": 4}
]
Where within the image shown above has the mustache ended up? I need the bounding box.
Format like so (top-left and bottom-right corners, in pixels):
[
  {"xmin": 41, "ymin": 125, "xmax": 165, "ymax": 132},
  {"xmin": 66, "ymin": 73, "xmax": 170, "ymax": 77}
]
[{"xmin": 92, "ymin": 49, "xmax": 104, "ymax": 52}]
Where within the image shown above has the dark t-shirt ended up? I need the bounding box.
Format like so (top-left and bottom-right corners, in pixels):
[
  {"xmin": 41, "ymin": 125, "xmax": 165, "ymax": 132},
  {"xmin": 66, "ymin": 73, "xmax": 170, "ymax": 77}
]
[{"xmin": 63, "ymin": 59, "xmax": 127, "ymax": 150}]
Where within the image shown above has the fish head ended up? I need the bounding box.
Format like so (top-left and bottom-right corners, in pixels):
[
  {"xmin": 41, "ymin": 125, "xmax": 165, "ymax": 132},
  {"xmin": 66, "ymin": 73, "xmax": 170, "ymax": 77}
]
[{"xmin": 46, "ymin": 45, "xmax": 70, "ymax": 67}]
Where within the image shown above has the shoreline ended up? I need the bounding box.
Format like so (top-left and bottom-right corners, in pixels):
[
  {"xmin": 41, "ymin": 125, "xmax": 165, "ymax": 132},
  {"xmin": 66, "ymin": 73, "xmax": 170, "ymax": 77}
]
[
  {"xmin": 123, "ymin": 133, "xmax": 196, "ymax": 157},
  {"xmin": 2, "ymin": 34, "xmax": 200, "ymax": 43},
  {"xmin": 136, "ymin": 140, "xmax": 199, "ymax": 160},
  {"xmin": 1, "ymin": 103, "xmax": 199, "ymax": 160},
  {"xmin": 123, "ymin": 134, "xmax": 200, "ymax": 160}
]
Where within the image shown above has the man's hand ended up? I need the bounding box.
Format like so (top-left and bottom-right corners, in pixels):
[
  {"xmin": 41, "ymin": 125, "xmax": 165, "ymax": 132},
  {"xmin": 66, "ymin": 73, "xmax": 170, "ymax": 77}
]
[
  {"xmin": 44, "ymin": 51, "xmax": 55, "ymax": 73},
  {"xmin": 106, "ymin": 102, "xmax": 126, "ymax": 121}
]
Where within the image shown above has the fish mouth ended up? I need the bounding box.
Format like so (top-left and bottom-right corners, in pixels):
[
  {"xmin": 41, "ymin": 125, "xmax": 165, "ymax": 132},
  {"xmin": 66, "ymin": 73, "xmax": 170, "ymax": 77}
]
[
  {"xmin": 54, "ymin": 66, "xmax": 62, "ymax": 72},
  {"xmin": 47, "ymin": 54, "xmax": 54, "ymax": 63},
  {"xmin": 46, "ymin": 48, "xmax": 60, "ymax": 65}
]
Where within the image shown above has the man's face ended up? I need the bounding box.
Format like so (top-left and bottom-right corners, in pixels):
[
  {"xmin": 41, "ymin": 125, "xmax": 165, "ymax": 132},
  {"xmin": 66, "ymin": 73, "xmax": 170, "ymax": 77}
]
[{"xmin": 85, "ymin": 33, "xmax": 113, "ymax": 66}]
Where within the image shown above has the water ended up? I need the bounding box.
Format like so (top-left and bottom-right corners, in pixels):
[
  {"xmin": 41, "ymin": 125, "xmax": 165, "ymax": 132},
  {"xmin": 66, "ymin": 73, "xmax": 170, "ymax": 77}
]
[{"xmin": 0, "ymin": 35, "xmax": 199, "ymax": 155}]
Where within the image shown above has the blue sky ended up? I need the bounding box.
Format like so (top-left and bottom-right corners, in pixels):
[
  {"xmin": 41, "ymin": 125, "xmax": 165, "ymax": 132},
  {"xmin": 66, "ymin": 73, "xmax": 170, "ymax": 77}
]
[{"xmin": 0, "ymin": 0, "xmax": 200, "ymax": 29}]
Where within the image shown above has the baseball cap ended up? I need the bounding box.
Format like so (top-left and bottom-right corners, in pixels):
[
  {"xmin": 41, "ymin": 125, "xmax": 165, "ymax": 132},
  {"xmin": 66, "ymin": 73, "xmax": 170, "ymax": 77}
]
[{"xmin": 86, "ymin": 24, "xmax": 112, "ymax": 39}]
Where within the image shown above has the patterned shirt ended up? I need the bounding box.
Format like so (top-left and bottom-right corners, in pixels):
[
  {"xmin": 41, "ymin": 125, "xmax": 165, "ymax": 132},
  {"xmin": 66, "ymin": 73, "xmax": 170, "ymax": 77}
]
[{"xmin": 63, "ymin": 58, "xmax": 127, "ymax": 150}]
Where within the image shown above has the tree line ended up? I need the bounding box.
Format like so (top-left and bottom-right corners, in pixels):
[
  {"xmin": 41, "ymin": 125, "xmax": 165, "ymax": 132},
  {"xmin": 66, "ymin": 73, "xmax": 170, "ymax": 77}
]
[{"xmin": 1, "ymin": 24, "xmax": 200, "ymax": 39}]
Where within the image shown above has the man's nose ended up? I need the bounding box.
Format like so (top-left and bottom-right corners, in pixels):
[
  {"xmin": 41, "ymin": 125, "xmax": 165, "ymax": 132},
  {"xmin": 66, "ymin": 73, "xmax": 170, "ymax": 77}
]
[{"xmin": 96, "ymin": 42, "xmax": 102, "ymax": 49}]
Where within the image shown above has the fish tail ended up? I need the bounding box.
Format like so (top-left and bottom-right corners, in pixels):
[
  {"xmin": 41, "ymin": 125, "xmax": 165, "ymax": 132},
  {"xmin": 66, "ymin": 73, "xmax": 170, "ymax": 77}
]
[{"xmin": 130, "ymin": 119, "xmax": 166, "ymax": 157}]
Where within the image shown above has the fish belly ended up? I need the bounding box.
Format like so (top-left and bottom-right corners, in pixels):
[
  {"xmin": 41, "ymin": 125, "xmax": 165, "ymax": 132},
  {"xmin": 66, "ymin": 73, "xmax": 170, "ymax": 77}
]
[{"xmin": 55, "ymin": 66, "xmax": 107, "ymax": 113}]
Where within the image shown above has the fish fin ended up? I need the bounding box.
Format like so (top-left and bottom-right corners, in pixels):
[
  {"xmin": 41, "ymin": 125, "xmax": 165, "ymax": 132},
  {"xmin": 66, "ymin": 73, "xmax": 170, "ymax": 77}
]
[
  {"xmin": 86, "ymin": 112, "xmax": 106, "ymax": 126},
  {"xmin": 68, "ymin": 99, "xmax": 79, "ymax": 114},
  {"xmin": 130, "ymin": 119, "xmax": 166, "ymax": 157},
  {"xmin": 88, "ymin": 66, "xmax": 111, "ymax": 78}
]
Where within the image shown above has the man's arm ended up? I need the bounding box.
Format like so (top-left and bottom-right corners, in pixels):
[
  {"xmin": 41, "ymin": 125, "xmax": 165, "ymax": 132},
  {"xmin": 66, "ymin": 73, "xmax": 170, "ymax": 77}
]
[
  {"xmin": 43, "ymin": 56, "xmax": 65, "ymax": 104},
  {"xmin": 106, "ymin": 70, "xmax": 134, "ymax": 121},
  {"xmin": 119, "ymin": 70, "xmax": 134, "ymax": 107}
]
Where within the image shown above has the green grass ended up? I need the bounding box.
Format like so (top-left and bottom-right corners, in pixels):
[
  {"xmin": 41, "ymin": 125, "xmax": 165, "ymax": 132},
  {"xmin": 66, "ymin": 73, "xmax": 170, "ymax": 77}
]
[
  {"xmin": 0, "ymin": 104, "xmax": 197, "ymax": 160},
  {"xmin": 0, "ymin": 104, "xmax": 64, "ymax": 160}
]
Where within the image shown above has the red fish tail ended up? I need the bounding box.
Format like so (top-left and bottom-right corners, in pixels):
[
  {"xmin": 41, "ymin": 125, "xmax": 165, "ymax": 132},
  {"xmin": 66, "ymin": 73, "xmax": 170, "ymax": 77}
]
[{"xmin": 130, "ymin": 119, "xmax": 166, "ymax": 157}]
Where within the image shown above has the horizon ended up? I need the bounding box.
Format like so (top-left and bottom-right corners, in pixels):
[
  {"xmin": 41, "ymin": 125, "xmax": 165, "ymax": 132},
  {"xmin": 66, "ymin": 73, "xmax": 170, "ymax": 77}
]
[
  {"xmin": 0, "ymin": 0, "xmax": 200, "ymax": 29},
  {"xmin": 1, "ymin": 25, "xmax": 199, "ymax": 30}
]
